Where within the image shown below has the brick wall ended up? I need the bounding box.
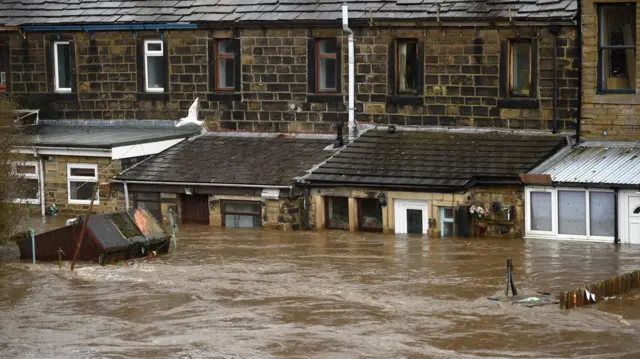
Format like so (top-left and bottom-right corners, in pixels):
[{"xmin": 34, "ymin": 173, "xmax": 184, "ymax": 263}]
[
  {"xmin": 581, "ymin": 0, "xmax": 640, "ymax": 140},
  {"xmin": 3, "ymin": 25, "xmax": 578, "ymax": 133},
  {"xmin": 43, "ymin": 155, "xmax": 121, "ymax": 214}
]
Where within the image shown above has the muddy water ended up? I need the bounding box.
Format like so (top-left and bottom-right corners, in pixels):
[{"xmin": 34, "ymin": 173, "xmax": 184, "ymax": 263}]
[{"xmin": 2, "ymin": 223, "xmax": 640, "ymax": 358}]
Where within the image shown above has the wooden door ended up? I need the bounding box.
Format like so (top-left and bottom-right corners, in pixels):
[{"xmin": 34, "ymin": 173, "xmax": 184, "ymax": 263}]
[{"xmin": 182, "ymin": 194, "xmax": 210, "ymax": 224}]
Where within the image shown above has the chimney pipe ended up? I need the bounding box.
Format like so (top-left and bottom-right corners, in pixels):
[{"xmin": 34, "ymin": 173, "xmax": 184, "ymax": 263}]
[{"xmin": 334, "ymin": 123, "xmax": 344, "ymax": 148}]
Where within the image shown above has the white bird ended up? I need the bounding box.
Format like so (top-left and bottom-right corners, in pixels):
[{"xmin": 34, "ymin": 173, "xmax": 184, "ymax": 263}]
[{"xmin": 176, "ymin": 98, "xmax": 202, "ymax": 127}]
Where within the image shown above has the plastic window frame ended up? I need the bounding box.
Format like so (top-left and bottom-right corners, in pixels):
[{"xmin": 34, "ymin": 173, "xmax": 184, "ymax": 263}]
[
  {"xmin": 144, "ymin": 40, "xmax": 164, "ymax": 93},
  {"xmin": 67, "ymin": 163, "xmax": 99, "ymax": 205},
  {"xmin": 12, "ymin": 161, "xmax": 40, "ymax": 204},
  {"xmin": 53, "ymin": 41, "xmax": 72, "ymax": 93}
]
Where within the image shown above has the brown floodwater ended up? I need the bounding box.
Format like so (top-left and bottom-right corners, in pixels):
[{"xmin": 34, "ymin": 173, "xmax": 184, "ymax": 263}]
[{"xmin": 1, "ymin": 218, "xmax": 640, "ymax": 358}]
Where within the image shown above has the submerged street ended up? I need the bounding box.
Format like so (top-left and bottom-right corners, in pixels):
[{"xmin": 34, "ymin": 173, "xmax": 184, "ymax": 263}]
[{"xmin": 1, "ymin": 222, "xmax": 640, "ymax": 358}]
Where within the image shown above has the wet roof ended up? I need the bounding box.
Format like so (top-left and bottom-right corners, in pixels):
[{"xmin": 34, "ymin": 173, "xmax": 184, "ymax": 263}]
[
  {"xmin": 306, "ymin": 129, "xmax": 567, "ymax": 190},
  {"xmin": 25, "ymin": 120, "xmax": 200, "ymax": 148},
  {"xmin": 116, "ymin": 132, "xmax": 335, "ymax": 186},
  {"xmin": 529, "ymin": 144, "xmax": 640, "ymax": 186},
  {"xmin": 0, "ymin": 0, "xmax": 578, "ymax": 26}
]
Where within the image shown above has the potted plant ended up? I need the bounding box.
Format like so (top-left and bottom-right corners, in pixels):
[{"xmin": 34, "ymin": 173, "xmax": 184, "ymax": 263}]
[{"xmin": 469, "ymin": 205, "xmax": 490, "ymax": 236}]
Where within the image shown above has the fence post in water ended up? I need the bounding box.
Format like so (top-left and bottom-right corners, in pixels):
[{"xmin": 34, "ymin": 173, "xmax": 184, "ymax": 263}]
[
  {"xmin": 169, "ymin": 208, "xmax": 177, "ymax": 251},
  {"xmin": 30, "ymin": 229, "xmax": 36, "ymax": 264}
]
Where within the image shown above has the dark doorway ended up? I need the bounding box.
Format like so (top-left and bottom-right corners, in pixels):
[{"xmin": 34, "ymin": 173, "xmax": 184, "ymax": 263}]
[
  {"xmin": 407, "ymin": 209, "xmax": 423, "ymax": 234},
  {"xmin": 182, "ymin": 194, "xmax": 210, "ymax": 224}
]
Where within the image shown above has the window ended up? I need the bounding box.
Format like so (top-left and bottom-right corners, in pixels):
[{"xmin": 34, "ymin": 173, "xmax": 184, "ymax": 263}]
[
  {"xmin": 358, "ymin": 198, "xmax": 382, "ymax": 232},
  {"xmin": 525, "ymin": 187, "xmax": 615, "ymax": 241},
  {"xmin": 396, "ymin": 39, "xmax": 419, "ymax": 93},
  {"xmin": 440, "ymin": 207, "xmax": 455, "ymax": 238},
  {"xmin": 325, "ymin": 197, "xmax": 349, "ymax": 230},
  {"xmin": 13, "ymin": 162, "xmax": 40, "ymax": 204},
  {"xmin": 216, "ymin": 39, "xmax": 237, "ymax": 91},
  {"xmin": 0, "ymin": 42, "xmax": 6, "ymax": 92},
  {"xmin": 54, "ymin": 41, "xmax": 72, "ymax": 93},
  {"xmin": 67, "ymin": 164, "xmax": 98, "ymax": 205},
  {"xmin": 144, "ymin": 40, "xmax": 165, "ymax": 92},
  {"xmin": 598, "ymin": 4, "xmax": 636, "ymax": 93},
  {"xmin": 222, "ymin": 201, "xmax": 261, "ymax": 228},
  {"xmin": 135, "ymin": 192, "xmax": 162, "ymax": 221},
  {"xmin": 316, "ymin": 39, "xmax": 338, "ymax": 93},
  {"xmin": 509, "ymin": 40, "xmax": 532, "ymax": 96}
]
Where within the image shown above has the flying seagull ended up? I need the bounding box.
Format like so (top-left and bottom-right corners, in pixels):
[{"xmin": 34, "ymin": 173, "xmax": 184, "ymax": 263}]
[{"xmin": 176, "ymin": 98, "xmax": 202, "ymax": 127}]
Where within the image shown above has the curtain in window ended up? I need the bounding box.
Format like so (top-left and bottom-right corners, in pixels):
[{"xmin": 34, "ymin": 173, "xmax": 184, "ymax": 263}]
[
  {"xmin": 398, "ymin": 42, "xmax": 408, "ymax": 91},
  {"xmin": 558, "ymin": 191, "xmax": 586, "ymax": 235},
  {"xmin": 530, "ymin": 192, "xmax": 552, "ymax": 231},
  {"xmin": 589, "ymin": 192, "xmax": 615, "ymax": 237}
]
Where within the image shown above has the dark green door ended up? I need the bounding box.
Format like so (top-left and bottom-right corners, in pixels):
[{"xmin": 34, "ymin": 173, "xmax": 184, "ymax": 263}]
[{"xmin": 407, "ymin": 209, "xmax": 423, "ymax": 234}]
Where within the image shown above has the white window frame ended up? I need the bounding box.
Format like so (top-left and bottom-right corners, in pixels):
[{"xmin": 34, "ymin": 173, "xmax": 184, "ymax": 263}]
[
  {"xmin": 525, "ymin": 186, "xmax": 615, "ymax": 242},
  {"xmin": 53, "ymin": 41, "xmax": 72, "ymax": 93},
  {"xmin": 12, "ymin": 161, "xmax": 40, "ymax": 204},
  {"xmin": 67, "ymin": 163, "xmax": 99, "ymax": 205},
  {"xmin": 144, "ymin": 40, "xmax": 164, "ymax": 93}
]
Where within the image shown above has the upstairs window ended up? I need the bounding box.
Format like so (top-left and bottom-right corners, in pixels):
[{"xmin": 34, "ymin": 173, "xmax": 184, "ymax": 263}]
[
  {"xmin": 0, "ymin": 42, "xmax": 6, "ymax": 92},
  {"xmin": 387, "ymin": 38, "xmax": 424, "ymax": 100},
  {"xmin": 509, "ymin": 40, "xmax": 532, "ymax": 96},
  {"xmin": 216, "ymin": 39, "xmax": 237, "ymax": 91},
  {"xmin": 598, "ymin": 4, "xmax": 636, "ymax": 93},
  {"xmin": 316, "ymin": 39, "xmax": 338, "ymax": 93},
  {"xmin": 144, "ymin": 40, "xmax": 165, "ymax": 92},
  {"xmin": 67, "ymin": 164, "xmax": 99, "ymax": 205},
  {"xmin": 54, "ymin": 41, "xmax": 72, "ymax": 93},
  {"xmin": 396, "ymin": 40, "xmax": 418, "ymax": 93}
]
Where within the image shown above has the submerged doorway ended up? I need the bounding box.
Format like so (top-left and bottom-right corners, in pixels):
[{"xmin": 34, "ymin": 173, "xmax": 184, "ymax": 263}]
[
  {"xmin": 182, "ymin": 194, "xmax": 210, "ymax": 225},
  {"xmin": 394, "ymin": 199, "xmax": 429, "ymax": 234}
]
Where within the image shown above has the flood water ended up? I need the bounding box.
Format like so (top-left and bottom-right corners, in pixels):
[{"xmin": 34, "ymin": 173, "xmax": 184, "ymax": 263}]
[{"xmin": 1, "ymin": 220, "xmax": 640, "ymax": 358}]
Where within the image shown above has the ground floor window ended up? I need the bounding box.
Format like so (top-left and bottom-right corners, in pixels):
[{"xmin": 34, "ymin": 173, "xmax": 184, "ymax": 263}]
[
  {"xmin": 67, "ymin": 163, "xmax": 98, "ymax": 205},
  {"xmin": 134, "ymin": 192, "xmax": 162, "ymax": 221},
  {"xmin": 358, "ymin": 198, "xmax": 382, "ymax": 232},
  {"xmin": 13, "ymin": 162, "xmax": 40, "ymax": 204},
  {"xmin": 325, "ymin": 196, "xmax": 349, "ymax": 230},
  {"xmin": 526, "ymin": 187, "xmax": 615, "ymax": 240},
  {"xmin": 440, "ymin": 207, "xmax": 454, "ymax": 237},
  {"xmin": 222, "ymin": 201, "xmax": 261, "ymax": 228}
]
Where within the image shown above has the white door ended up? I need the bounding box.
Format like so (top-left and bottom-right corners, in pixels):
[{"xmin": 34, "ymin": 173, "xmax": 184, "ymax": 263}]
[
  {"xmin": 629, "ymin": 196, "xmax": 640, "ymax": 244},
  {"xmin": 394, "ymin": 200, "xmax": 429, "ymax": 234}
]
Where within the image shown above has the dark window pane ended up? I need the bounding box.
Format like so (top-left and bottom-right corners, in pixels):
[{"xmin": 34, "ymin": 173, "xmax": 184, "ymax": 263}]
[
  {"xmin": 558, "ymin": 191, "xmax": 586, "ymax": 236},
  {"xmin": 599, "ymin": 5, "xmax": 636, "ymax": 91},
  {"xmin": 398, "ymin": 40, "xmax": 418, "ymax": 92},
  {"xmin": 218, "ymin": 39, "xmax": 236, "ymax": 55},
  {"xmin": 407, "ymin": 209, "xmax": 423, "ymax": 234},
  {"xmin": 589, "ymin": 192, "xmax": 615, "ymax": 237},
  {"xmin": 319, "ymin": 39, "xmax": 337, "ymax": 54},
  {"xmin": 146, "ymin": 55, "xmax": 164, "ymax": 90},
  {"xmin": 21, "ymin": 179, "xmax": 39, "ymax": 200},
  {"xmin": 511, "ymin": 42, "xmax": 531, "ymax": 96},
  {"xmin": 326, "ymin": 197, "xmax": 349, "ymax": 230},
  {"xmin": 147, "ymin": 42, "xmax": 162, "ymax": 52},
  {"xmin": 443, "ymin": 222, "xmax": 454, "ymax": 237},
  {"xmin": 56, "ymin": 43, "xmax": 71, "ymax": 89},
  {"xmin": 225, "ymin": 214, "xmax": 260, "ymax": 228},
  {"xmin": 137, "ymin": 192, "xmax": 160, "ymax": 201},
  {"xmin": 218, "ymin": 58, "xmax": 235, "ymax": 89},
  {"xmin": 69, "ymin": 181, "xmax": 97, "ymax": 201},
  {"xmin": 319, "ymin": 58, "xmax": 337, "ymax": 91},
  {"xmin": 0, "ymin": 44, "xmax": 5, "ymax": 89},
  {"xmin": 443, "ymin": 208, "xmax": 454, "ymax": 220},
  {"xmin": 225, "ymin": 202, "xmax": 260, "ymax": 214},
  {"xmin": 360, "ymin": 198, "xmax": 382, "ymax": 230},
  {"xmin": 531, "ymin": 192, "xmax": 552, "ymax": 232},
  {"xmin": 70, "ymin": 167, "xmax": 96, "ymax": 177}
]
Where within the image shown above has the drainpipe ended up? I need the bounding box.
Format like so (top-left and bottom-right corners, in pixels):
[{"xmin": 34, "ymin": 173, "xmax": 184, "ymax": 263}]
[
  {"xmin": 123, "ymin": 182, "xmax": 130, "ymax": 211},
  {"xmin": 38, "ymin": 157, "xmax": 45, "ymax": 217},
  {"xmin": 342, "ymin": 3, "xmax": 356, "ymax": 141},
  {"xmin": 575, "ymin": 0, "xmax": 582, "ymax": 144},
  {"xmin": 549, "ymin": 25, "xmax": 561, "ymax": 134},
  {"xmin": 614, "ymin": 188, "xmax": 620, "ymax": 244}
]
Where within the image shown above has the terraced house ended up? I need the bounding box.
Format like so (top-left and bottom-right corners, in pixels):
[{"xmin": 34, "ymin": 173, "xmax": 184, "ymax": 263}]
[{"xmin": 0, "ymin": 0, "xmax": 580, "ymax": 237}]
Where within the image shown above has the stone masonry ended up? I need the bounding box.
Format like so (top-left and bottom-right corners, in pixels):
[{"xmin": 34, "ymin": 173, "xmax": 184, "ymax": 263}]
[{"xmin": 2, "ymin": 25, "xmax": 578, "ymax": 133}]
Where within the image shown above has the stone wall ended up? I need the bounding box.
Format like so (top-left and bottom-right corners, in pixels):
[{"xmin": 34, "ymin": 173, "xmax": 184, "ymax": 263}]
[
  {"xmin": 2, "ymin": 25, "xmax": 578, "ymax": 133},
  {"xmin": 42, "ymin": 155, "xmax": 121, "ymax": 214},
  {"xmin": 208, "ymin": 194, "xmax": 302, "ymax": 230},
  {"xmin": 581, "ymin": 0, "xmax": 640, "ymax": 140}
]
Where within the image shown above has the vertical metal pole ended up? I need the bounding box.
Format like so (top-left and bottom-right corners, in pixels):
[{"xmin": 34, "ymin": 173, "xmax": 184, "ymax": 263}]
[
  {"xmin": 39, "ymin": 157, "xmax": 45, "ymax": 217},
  {"xmin": 123, "ymin": 182, "xmax": 130, "ymax": 211},
  {"xmin": 30, "ymin": 229, "xmax": 36, "ymax": 264},
  {"xmin": 169, "ymin": 208, "xmax": 176, "ymax": 251},
  {"xmin": 70, "ymin": 185, "xmax": 98, "ymax": 271}
]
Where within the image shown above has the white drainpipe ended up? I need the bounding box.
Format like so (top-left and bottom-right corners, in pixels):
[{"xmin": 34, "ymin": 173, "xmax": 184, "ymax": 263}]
[
  {"xmin": 123, "ymin": 182, "xmax": 130, "ymax": 211},
  {"xmin": 342, "ymin": 3, "xmax": 356, "ymax": 141},
  {"xmin": 38, "ymin": 157, "xmax": 45, "ymax": 217}
]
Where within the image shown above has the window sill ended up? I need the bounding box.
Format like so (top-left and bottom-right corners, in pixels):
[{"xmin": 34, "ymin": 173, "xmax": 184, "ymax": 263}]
[
  {"xmin": 137, "ymin": 92, "xmax": 169, "ymax": 101},
  {"xmin": 387, "ymin": 95, "xmax": 424, "ymax": 106},
  {"xmin": 497, "ymin": 98, "xmax": 539, "ymax": 109},
  {"xmin": 43, "ymin": 92, "xmax": 76, "ymax": 101},
  {"xmin": 68, "ymin": 200, "xmax": 100, "ymax": 205},
  {"xmin": 207, "ymin": 93, "xmax": 241, "ymax": 101},
  {"xmin": 591, "ymin": 93, "xmax": 640, "ymax": 105},
  {"xmin": 307, "ymin": 94, "xmax": 343, "ymax": 103}
]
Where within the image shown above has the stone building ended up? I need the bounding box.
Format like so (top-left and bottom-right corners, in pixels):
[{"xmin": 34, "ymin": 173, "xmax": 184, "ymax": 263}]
[{"xmin": 0, "ymin": 0, "xmax": 580, "ymax": 233}]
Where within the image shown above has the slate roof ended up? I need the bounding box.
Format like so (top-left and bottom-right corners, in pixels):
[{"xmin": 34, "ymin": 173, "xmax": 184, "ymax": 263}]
[
  {"xmin": 116, "ymin": 133, "xmax": 335, "ymax": 186},
  {"xmin": 306, "ymin": 129, "xmax": 567, "ymax": 190},
  {"xmin": 529, "ymin": 143, "xmax": 640, "ymax": 187},
  {"xmin": 0, "ymin": 0, "xmax": 578, "ymax": 26},
  {"xmin": 25, "ymin": 120, "xmax": 200, "ymax": 148}
]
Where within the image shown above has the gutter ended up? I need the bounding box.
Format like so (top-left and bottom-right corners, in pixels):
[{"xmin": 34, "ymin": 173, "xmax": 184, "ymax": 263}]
[
  {"xmin": 342, "ymin": 4, "xmax": 356, "ymax": 141},
  {"xmin": 112, "ymin": 179, "xmax": 292, "ymax": 190}
]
